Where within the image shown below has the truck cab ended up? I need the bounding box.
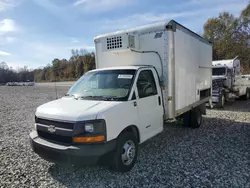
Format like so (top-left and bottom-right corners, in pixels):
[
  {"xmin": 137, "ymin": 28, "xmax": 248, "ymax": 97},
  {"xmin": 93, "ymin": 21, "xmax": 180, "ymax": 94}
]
[
  {"xmin": 30, "ymin": 66, "xmax": 164, "ymax": 172},
  {"xmin": 212, "ymin": 66, "xmax": 227, "ymax": 77},
  {"xmin": 212, "ymin": 58, "xmax": 250, "ymax": 107},
  {"xmin": 212, "ymin": 66, "xmax": 233, "ymax": 89}
]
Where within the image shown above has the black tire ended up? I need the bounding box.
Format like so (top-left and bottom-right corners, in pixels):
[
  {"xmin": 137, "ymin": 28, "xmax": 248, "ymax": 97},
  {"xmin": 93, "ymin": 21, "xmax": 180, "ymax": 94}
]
[
  {"xmin": 183, "ymin": 111, "xmax": 191, "ymax": 127},
  {"xmin": 190, "ymin": 107, "xmax": 202, "ymax": 128},
  {"xmin": 243, "ymin": 88, "xmax": 250, "ymax": 100},
  {"xmin": 112, "ymin": 132, "xmax": 138, "ymax": 173},
  {"xmin": 217, "ymin": 92, "xmax": 225, "ymax": 108}
]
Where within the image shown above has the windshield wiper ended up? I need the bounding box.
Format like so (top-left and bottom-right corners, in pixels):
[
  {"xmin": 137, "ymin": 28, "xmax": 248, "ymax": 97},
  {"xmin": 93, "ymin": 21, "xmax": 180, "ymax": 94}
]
[
  {"xmin": 65, "ymin": 94, "xmax": 76, "ymax": 97},
  {"xmin": 78, "ymin": 96, "xmax": 103, "ymax": 100},
  {"xmin": 79, "ymin": 96, "xmax": 99, "ymax": 98},
  {"xmin": 101, "ymin": 96, "xmax": 121, "ymax": 101}
]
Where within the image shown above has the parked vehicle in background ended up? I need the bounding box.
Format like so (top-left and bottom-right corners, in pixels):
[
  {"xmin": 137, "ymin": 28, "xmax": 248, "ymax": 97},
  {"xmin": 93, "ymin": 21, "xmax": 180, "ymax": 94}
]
[
  {"xmin": 242, "ymin": 74, "xmax": 250, "ymax": 80},
  {"xmin": 6, "ymin": 82, "xmax": 18, "ymax": 86},
  {"xmin": 29, "ymin": 19, "xmax": 212, "ymax": 172},
  {"xmin": 27, "ymin": 82, "xmax": 35, "ymax": 86},
  {"xmin": 212, "ymin": 57, "xmax": 250, "ymax": 108},
  {"xmin": 6, "ymin": 81, "xmax": 34, "ymax": 86}
]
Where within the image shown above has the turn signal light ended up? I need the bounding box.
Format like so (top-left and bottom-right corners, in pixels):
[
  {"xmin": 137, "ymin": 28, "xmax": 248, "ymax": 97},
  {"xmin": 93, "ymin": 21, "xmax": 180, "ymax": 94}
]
[{"xmin": 73, "ymin": 136, "xmax": 105, "ymax": 143}]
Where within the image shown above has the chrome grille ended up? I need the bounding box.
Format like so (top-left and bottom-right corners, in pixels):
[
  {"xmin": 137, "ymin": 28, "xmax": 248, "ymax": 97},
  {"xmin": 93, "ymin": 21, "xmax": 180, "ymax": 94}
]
[
  {"xmin": 36, "ymin": 118, "xmax": 74, "ymax": 144},
  {"xmin": 36, "ymin": 118, "xmax": 74, "ymax": 130},
  {"xmin": 212, "ymin": 79, "xmax": 225, "ymax": 91}
]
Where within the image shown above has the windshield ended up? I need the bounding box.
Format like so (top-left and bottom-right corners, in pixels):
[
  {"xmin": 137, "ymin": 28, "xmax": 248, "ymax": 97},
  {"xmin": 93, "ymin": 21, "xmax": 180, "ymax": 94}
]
[
  {"xmin": 67, "ymin": 69, "xmax": 136, "ymax": 101},
  {"xmin": 212, "ymin": 67, "xmax": 226, "ymax": 76}
]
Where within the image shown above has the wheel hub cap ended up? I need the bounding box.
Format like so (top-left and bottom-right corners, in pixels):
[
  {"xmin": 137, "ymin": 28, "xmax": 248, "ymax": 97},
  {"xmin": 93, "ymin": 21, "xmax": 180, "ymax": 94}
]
[{"xmin": 121, "ymin": 140, "xmax": 135, "ymax": 166}]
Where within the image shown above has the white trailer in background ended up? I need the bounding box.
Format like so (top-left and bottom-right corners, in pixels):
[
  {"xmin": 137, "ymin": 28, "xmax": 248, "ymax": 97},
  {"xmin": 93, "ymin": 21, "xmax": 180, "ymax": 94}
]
[
  {"xmin": 30, "ymin": 20, "xmax": 212, "ymax": 172},
  {"xmin": 212, "ymin": 57, "xmax": 250, "ymax": 107}
]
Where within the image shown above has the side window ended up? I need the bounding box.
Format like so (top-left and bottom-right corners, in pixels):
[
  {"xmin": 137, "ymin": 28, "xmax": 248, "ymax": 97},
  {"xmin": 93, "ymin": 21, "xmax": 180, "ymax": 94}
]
[{"xmin": 136, "ymin": 70, "xmax": 158, "ymax": 98}]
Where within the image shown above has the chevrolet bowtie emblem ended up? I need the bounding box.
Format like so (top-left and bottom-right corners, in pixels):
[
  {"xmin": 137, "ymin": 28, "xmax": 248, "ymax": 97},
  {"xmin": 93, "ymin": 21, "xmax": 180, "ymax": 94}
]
[{"xmin": 47, "ymin": 125, "xmax": 56, "ymax": 133}]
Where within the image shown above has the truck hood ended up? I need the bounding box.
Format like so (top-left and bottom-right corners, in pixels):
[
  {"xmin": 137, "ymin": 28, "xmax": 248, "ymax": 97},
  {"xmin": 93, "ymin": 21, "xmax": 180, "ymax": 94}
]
[{"xmin": 36, "ymin": 97, "xmax": 120, "ymax": 121}]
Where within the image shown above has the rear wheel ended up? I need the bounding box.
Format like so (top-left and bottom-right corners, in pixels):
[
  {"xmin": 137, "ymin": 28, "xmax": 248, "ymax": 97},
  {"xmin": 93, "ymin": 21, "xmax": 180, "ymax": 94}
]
[
  {"xmin": 183, "ymin": 107, "xmax": 202, "ymax": 128},
  {"xmin": 243, "ymin": 88, "xmax": 250, "ymax": 100},
  {"xmin": 112, "ymin": 132, "xmax": 138, "ymax": 173},
  {"xmin": 183, "ymin": 111, "xmax": 191, "ymax": 127},
  {"xmin": 190, "ymin": 107, "xmax": 202, "ymax": 128}
]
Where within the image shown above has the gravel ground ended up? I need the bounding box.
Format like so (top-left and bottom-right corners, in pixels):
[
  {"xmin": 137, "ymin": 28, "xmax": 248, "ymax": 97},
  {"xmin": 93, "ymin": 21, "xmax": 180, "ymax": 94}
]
[{"xmin": 0, "ymin": 86, "xmax": 249, "ymax": 188}]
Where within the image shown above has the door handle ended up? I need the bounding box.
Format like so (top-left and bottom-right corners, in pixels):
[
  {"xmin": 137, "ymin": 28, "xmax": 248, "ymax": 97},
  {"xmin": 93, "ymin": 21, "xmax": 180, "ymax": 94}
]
[
  {"xmin": 134, "ymin": 101, "xmax": 137, "ymax": 107},
  {"xmin": 158, "ymin": 96, "xmax": 161, "ymax": 106}
]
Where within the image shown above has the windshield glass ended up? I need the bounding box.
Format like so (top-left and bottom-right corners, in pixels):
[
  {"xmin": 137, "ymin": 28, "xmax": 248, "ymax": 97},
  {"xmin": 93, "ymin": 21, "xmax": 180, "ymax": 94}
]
[
  {"xmin": 67, "ymin": 69, "xmax": 136, "ymax": 101},
  {"xmin": 212, "ymin": 67, "xmax": 226, "ymax": 76}
]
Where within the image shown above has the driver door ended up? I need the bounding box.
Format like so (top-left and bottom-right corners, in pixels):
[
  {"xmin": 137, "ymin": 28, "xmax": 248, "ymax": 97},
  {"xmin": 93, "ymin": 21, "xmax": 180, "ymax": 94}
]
[{"xmin": 134, "ymin": 68, "xmax": 164, "ymax": 142}]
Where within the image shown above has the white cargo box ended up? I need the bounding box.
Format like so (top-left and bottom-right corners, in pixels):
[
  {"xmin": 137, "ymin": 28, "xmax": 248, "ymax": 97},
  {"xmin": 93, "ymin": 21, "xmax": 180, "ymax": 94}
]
[{"xmin": 94, "ymin": 20, "xmax": 212, "ymax": 119}]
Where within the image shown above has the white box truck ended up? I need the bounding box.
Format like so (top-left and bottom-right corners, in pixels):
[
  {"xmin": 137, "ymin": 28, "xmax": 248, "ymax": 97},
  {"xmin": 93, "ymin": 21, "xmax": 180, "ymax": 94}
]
[
  {"xmin": 29, "ymin": 20, "xmax": 212, "ymax": 172},
  {"xmin": 212, "ymin": 57, "xmax": 250, "ymax": 107}
]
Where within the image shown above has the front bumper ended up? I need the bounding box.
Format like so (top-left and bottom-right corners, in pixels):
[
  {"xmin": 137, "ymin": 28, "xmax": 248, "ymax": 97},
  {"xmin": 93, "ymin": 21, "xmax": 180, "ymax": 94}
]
[{"xmin": 29, "ymin": 131, "xmax": 116, "ymax": 166}]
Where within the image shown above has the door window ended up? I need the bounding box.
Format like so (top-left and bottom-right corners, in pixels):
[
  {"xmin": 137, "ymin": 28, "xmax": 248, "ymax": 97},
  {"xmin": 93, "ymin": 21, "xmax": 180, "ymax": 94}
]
[{"xmin": 136, "ymin": 70, "xmax": 158, "ymax": 98}]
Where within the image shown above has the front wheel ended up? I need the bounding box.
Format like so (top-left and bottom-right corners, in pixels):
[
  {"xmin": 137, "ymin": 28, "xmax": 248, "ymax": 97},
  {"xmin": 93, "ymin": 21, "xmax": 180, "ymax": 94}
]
[{"xmin": 112, "ymin": 132, "xmax": 138, "ymax": 172}]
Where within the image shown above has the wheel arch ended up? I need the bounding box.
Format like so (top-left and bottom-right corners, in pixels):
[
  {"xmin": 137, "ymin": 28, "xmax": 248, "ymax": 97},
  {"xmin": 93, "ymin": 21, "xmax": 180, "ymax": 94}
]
[{"xmin": 117, "ymin": 125, "xmax": 140, "ymax": 143}]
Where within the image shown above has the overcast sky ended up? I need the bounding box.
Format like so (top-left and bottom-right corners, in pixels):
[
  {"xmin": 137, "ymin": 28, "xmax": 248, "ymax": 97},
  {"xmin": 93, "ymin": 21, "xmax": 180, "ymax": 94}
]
[{"xmin": 0, "ymin": 0, "xmax": 249, "ymax": 69}]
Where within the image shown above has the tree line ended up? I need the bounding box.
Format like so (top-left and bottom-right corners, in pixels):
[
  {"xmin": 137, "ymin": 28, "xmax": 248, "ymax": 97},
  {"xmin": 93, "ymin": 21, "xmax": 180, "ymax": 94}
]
[
  {"xmin": 0, "ymin": 3, "xmax": 249, "ymax": 83},
  {"xmin": 0, "ymin": 62, "xmax": 34, "ymax": 83},
  {"xmin": 34, "ymin": 50, "xmax": 95, "ymax": 82},
  {"xmin": 203, "ymin": 3, "xmax": 250, "ymax": 73},
  {"xmin": 0, "ymin": 50, "xmax": 95, "ymax": 83}
]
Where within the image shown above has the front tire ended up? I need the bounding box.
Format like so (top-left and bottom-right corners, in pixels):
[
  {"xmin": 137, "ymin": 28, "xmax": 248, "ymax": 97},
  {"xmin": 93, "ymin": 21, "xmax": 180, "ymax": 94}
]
[{"xmin": 112, "ymin": 132, "xmax": 138, "ymax": 172}]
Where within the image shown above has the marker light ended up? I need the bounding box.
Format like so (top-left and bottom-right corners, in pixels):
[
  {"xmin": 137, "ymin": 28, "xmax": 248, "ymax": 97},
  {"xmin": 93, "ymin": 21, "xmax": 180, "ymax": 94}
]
[{"xmin": 73, "ymin": 136, "xmax": 105, "ymax": 143}]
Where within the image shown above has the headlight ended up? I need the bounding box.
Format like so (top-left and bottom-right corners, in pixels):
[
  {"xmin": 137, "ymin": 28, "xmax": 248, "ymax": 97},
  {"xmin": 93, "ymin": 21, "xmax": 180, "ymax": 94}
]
[
  {"xmin": 85, "ymin": 123, "xmax": 94, "ymax": 132},
  {"xmin": 73, "ymin": 119, "xmax": 106, "ymax": 144}
]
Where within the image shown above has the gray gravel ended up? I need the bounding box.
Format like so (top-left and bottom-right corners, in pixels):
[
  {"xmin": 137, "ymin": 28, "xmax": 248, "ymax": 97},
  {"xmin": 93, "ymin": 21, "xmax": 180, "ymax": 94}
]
[{"xmin": 0, "ymin": 86, "xmax": 249, "ymax": 188}]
